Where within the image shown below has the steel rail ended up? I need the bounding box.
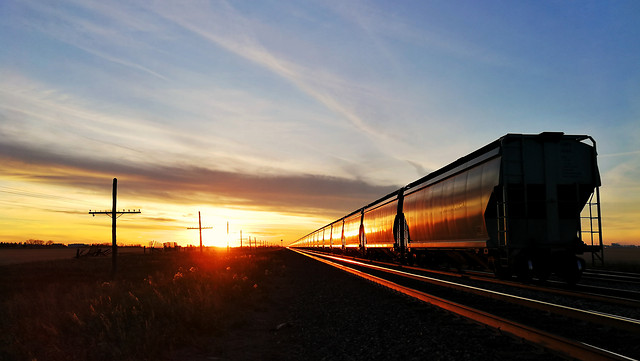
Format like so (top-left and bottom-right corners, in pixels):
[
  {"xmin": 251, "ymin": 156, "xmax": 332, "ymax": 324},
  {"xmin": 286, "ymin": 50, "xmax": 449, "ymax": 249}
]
[
  {"xmin": 306, "ymin": 251, "xmax": 640, "ymax": 333},
  {"xmin": 550, "ymin": 282, "xmax": 640, "ymax": 303},
  {"xmin": 585, "ymin": 269, "xmax": 640, "ymax": 281},
  {"xmin": 444, "ymin": 269, "xmax": 640, "ymax": 305},
  {"xmin": 405, "ymin": 263, "xmax": 640, "ymax": 306},
  {"xmin": 291, "ymin": 249, "xmax": 636, "ymax": 361},
  {"xmin": 582, "ymin": 272, "xmax": 640, "ymax": 285},
  {"xmin": 455, "ymin": 269, "xmax": 640, "ymax": 306},
  {"xmin": 307, "ymin": 249, "xmax": 640, "ymax": 307},
  {"xmin": 345, "ymin": 255, "xmax": 638, "ymax": 333}
]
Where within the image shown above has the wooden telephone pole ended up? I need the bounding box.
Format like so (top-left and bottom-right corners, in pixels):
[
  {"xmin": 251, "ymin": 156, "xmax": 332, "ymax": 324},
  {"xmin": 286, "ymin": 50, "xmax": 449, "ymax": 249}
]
[
  {"xmin": 187, "ymin": 211, "xmax": 212, "ymax": 252},
  {"xmin": 89, "ymin": 178, "xmax": 141, "ymax": 277}
]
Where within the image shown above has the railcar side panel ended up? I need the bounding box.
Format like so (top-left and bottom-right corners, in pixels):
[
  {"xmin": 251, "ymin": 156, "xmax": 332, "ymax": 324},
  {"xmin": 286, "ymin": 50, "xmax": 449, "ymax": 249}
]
[
  {"xmin": 363, "ymin": 199, "xmax": 397, "ymax": 248},
  {"xmin": 404, "ymin": 157, "xmax": 501, "ymax": 248},
  {"xmin": 330, "ymin": 220, "xmax": 343, "ymax": 248},
  {"xmin": 343, "ymin": 213, "xmax": 361, "ymax": 248}
]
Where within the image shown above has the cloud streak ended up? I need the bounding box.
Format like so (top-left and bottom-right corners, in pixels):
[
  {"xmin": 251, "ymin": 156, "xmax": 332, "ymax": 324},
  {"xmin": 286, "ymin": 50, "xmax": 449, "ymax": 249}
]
[
  {"xmin": 145, "ymin": 1, "xmax": 401, "ymax": 149},
  {"xmin": 18, "ymin": 0, "xmax": 169, "ymax": 81},
  {"xmin": 0, "ymin": 141, "xmax": 398, "ymax": 218}
]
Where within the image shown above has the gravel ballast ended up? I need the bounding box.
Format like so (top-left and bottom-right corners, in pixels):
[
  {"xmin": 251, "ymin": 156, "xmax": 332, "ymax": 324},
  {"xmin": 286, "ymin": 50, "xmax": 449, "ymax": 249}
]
[{"xmin": 179, "ymin": 249, "xmax": 563, "ymax": 360}]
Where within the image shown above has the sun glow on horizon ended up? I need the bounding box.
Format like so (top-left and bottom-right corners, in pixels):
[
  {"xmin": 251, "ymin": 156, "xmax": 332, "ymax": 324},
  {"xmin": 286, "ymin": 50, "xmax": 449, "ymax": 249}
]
[
  {"xmin": 0, "ymin": 177, "xmax": 330, "ymax": 247},
  {"xmin": 2, "ymin": 168, "xmax": 640, "ymax": 247}
]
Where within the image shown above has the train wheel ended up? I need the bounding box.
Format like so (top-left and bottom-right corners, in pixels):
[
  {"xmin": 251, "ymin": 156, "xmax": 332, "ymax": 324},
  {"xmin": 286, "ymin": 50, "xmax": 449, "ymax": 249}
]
[
  {"xmin": 516, "ymin": 258, "xmax": 535, "ymax": 282},
  {"xmin": 514, "ymin": 256, "xmax": 551, "ymax": 282},
  {"xmin": 494, "ymin": 266, "xmax": 512, "ymax": 280},
  {"xmin": 532, "ymin": 259, "xmax": 551, "ymax": 282},
  {"xmin": 534, "ymin": 266, "xmax": 551, "ymax": 283},
  {"xmin": 491, "ymin": 260, "xmax": 511, "ymax": 280},
  {"xmin": 560, "ymin": 257, "xmax": 585, "ymax": 285}
]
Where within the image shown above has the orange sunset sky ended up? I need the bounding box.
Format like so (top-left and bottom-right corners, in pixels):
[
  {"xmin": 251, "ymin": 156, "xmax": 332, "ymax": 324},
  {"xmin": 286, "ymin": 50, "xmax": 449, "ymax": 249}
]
[{"xmin": 1, "ymin": 1, "xmax": 639, "ymax": 247}]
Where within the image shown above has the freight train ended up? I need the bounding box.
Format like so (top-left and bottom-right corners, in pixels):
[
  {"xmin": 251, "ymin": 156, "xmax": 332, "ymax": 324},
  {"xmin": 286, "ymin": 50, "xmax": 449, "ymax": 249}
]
[{"xmin": 290, "ymin": 133, "xmax": 604, "ymax": 283}]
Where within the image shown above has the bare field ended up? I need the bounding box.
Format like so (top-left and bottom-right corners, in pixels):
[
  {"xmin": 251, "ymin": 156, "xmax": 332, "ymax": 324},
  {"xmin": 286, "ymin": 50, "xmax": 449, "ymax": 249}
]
[
  {"xmin": 0, "ymin": 247, "xmax": 145, "ymax": 266},
  {"xmin": 602, "ymin": 247, "xmax": 640, "ymax": 265},
  {"xmin": 3, "ymin": 246, "xmax": 639, "ymax": 268},
  {"xmin": 0, "ymin": 249, "xmax": 279, "ymax": 361}
]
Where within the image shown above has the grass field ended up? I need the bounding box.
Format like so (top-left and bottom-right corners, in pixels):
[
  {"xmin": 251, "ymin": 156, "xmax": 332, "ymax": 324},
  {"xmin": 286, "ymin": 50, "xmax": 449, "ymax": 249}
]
[
  {"xmin": 591, "ymin": 247, "xmax": 640, "ymax": 272},
  {"xmin": 0, "ymin": 249, "xmax": 282, "ymax": 361},
  {"xmin": 0, "ymin": 247, "xmax": 146, "ymax": 266},
  {"xmin": 3, "ymin": 245, "xmax": 637, "ymax": 268},
  {"xmin": 1, "ymin": 245, "xmax": 637, "ymax": 360}
]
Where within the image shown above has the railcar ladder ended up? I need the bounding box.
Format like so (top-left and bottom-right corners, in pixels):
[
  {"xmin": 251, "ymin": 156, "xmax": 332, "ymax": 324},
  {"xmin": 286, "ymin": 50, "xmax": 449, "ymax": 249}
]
[{"xmin": 580, "ymin": 187, "xmax": 604, "ymax": 266}]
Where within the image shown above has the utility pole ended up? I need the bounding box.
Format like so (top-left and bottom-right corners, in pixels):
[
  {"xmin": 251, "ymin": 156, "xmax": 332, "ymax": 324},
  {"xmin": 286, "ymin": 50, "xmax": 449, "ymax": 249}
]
[
  {"xmin": 89, "ymin": 178, "xmax": 141, "ymax": 278},
  {"xmin": 240, "ymin": 230, "xmax": 242, "ymax": 248},
  {"xmin": 187, "ymin": 211, "xmax": 212, "ymax": 252}
]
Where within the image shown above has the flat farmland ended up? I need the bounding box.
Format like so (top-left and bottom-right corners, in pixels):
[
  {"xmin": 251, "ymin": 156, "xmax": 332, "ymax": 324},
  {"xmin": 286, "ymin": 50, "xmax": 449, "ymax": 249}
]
[
  {"xmin": 602, "ymin": 247, "xmax": 640, "ymax": 263},
  {"xmin": 598, "ymin": 247, "xmax": 640, "ymax": 271},
  {"xmin": 0, "ymin": 246, "xmax": 638, "ymax": 360},
  {"xmin": 0, "ymin": 249, "xmax": 564, "ymax": 361},
  {"xmin": 0, "ymin": 247, "xmax": 145, "ymax": 266},
  {"xmin": 2, "ymin": 246, "xmax": 638, "ymax": 267}
]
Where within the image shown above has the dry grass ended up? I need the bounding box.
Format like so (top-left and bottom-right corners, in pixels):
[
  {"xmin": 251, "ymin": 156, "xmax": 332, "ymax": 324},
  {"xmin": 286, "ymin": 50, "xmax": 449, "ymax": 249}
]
[
  {"xmin": 0, "ymin": 247, "xmax": 145, "ymax": 266},
  {"xmin": 592, "ymin": 247, "xmax": 640, "ymax": 272},
  {"xmin": 0, "ymin": 249, "xmax": 281, "ymax": 361}
]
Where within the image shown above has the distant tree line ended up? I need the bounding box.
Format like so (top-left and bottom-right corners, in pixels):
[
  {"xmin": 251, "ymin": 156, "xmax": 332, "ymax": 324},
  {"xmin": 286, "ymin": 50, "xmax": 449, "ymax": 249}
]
[
  {"xmin": 607, "ymin": 243, "xmax": 639, "ymax": 248},
  {"xmin": 0, "ymin": 240, "xmax": 67, "ymax": 249},
  {"xmin": 0, "ymin": 241, "xmax": 144, "ymax": 249}
]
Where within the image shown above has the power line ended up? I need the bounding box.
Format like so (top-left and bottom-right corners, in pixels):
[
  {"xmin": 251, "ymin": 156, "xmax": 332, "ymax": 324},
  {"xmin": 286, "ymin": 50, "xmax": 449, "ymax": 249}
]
[
  {"xmin": 0, "ymin": 185, "xmax": 94, "ymax": 203},
  {"xmin": 0, "ymin": 185, "xmax": 109, "ymax": 219}
]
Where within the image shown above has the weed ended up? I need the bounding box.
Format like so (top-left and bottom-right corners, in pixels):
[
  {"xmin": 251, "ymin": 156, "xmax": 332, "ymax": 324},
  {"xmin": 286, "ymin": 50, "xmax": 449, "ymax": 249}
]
[{"xmin": 0, "ymin": 249, "xmax": 278, "ymax": 361}]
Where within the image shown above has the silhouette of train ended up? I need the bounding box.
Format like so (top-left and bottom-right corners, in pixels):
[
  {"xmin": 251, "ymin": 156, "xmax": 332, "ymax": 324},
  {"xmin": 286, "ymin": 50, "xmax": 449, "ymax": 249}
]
[{"xmin": 290, "ymin": 132, "xmax": 603, "ymax": 283}]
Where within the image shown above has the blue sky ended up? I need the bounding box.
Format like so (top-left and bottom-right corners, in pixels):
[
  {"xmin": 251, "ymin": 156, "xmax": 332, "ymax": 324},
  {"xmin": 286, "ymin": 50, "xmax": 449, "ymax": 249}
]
[{"xmin": 1, "ymin": 0, "xmax": 639, "ymax": 245}]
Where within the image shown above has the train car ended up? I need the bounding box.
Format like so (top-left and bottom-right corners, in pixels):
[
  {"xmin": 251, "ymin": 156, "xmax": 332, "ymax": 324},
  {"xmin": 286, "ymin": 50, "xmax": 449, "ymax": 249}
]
[
  {"xmin": 290, "ymin": 132, "xmax": 603, "ymax": 282},
  {"xmin": 329, "ymin": 220, "xmax": 343, "ymax": 250}
]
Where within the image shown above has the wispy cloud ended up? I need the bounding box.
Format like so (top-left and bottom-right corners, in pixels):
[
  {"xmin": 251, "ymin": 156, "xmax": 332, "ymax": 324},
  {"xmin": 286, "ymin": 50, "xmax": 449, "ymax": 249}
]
[
  {"xmin": 3, "ymin": 0, "xmax": 438, "ymax": 182},
  {"xmin": 600, "ymin": 150, "xmax": 640, "ymax": 158},
  {"xmin": 0, "ymin": 72, "xmax": 375, "ymax": 181},
  {"xmin": 19, "ymin": 0, "xmax": 169, "ymax": 81},
  {"xmin": 145, "ymin": 1, "xmax": 401, "ymax": 147},
  {"xmin": 0, "ymin": 76, "xmax": 179, "ymax": 164},
  {"xmin": 0, "ymin": 141, "xmax": 398, "ymax": 217}
]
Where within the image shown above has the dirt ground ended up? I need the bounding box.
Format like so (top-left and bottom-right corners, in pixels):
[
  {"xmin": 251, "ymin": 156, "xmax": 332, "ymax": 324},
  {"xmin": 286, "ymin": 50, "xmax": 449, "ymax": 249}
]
[
  {"xmin": 601, "ymin": 247, "xmax": 640, "ymax": 265},
  {"xmin": 172, "ymin": 249, "xmax": 561, "ymax": 361}
]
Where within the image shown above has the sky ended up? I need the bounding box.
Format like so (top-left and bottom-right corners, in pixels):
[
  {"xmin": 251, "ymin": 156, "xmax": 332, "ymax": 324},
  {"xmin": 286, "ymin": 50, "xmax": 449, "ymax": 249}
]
[{"xmin": 1, "ymin": 0, "xmax": 639, "ymax": 247}]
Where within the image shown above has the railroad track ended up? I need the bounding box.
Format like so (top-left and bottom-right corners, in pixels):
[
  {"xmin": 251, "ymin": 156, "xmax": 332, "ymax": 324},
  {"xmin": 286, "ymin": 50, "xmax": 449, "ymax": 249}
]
[
  {"xmin": 583, "ymin": 269, "xmax": 640, "ymax": 285},
  {"xmin": 308, "ymin": 250, "xmax": 640, "ymax": 306},
  {"xmin": 292, "ymin": 249, "xmax": 640, "ymax": 361}
]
